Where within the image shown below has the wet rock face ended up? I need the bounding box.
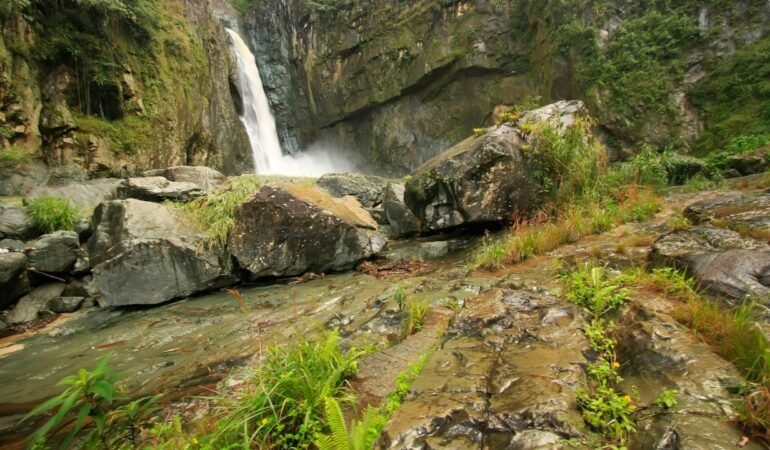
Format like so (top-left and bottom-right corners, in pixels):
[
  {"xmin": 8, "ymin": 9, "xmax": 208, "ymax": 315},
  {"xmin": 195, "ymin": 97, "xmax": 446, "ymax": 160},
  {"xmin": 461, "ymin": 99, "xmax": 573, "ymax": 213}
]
[
  {"xmin": 383, "ymin": 183, "xmax": 420, "ymax": 237},
  {"xmin": 316, "ymin": 172, "xmax": 388, "ymax": 208},
  {"xmin": 378, "ymin": 289, "xmax": 587, "ymax": 449},
  {"xmin": 117, "ymin": 176, "xmax": 206, "ymax": 202},
  {"xmin": 6, "ymin": 283, "xmax": 65, "ymax": 325},
  {"xmin": 0, "ymin": 206, "xmax": 36, "ymax": 240},
  {"xmin": 87, "ymin": 199, "xmax": 236, "ymax": 306},
  {"xmin": 653, "ymin": 191, "xmax": 770, "ymax": 299},
  {"xmin": 26, "ymin": 231, "xmax": 80, "ymax": 274},
  {"xmin": 403, "ymin": 125, "xmax": 536, "ymax": 232},
  {"xmin": 229, "ymin": 185, "xmax": 386, "ymax": 279},
  {"xmin": 0, "ymin": 252, "xmax": 30, "ymax": 309}
]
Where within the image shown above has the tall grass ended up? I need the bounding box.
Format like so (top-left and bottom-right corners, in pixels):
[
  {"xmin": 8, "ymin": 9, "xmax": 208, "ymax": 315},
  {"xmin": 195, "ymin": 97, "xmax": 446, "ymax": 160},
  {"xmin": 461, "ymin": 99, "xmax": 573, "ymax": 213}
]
[
  {"xmin": 25, "ymin": 196, "xmax": 80, "ymax": 233},
  {"xmin": 174, "ymin": 175, "xmax": 263, "ymax": 250},
  {"xmin": 203, "ymin": 331, "xmax": 364, "ymax": 449},
  {"xmin": 470, "ymin": 189, "xmax": 662, "ymax": 270}
]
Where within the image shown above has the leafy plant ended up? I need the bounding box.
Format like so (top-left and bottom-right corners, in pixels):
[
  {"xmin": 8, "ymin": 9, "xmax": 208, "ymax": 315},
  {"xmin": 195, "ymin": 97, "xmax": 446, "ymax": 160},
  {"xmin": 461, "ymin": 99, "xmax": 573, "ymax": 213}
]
[
  {"xmin": 393, "ymin": 285, "xmax": 407, "ymax": 311},
  {"xmin": 26, "ymin": 196, "xmax": 79, "ymax": 233},
  {"xmin": 562, "ymin": 265, "xmax": 630, "ymax": 318},
  {"xmin": 576, "ymin": 385, "xmax": 636, "ymax": 440},
  {"xmin": 22, "ymin": 356, "xmax": 159, "ymax": 449},
  {"xmin": 654, "ymin": 389, "xmax": 678, "ymax": 410},
  {"xmin": 400, "ymin": 297, "xmax": 428, "ymax": 339}
]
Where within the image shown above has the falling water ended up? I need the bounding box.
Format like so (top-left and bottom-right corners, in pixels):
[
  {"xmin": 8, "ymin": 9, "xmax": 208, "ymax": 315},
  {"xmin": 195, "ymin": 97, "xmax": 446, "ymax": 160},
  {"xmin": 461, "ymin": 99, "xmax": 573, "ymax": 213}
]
[{"xmin": 226, "ymin": 29, "xmax": 355, "ymax": 176}]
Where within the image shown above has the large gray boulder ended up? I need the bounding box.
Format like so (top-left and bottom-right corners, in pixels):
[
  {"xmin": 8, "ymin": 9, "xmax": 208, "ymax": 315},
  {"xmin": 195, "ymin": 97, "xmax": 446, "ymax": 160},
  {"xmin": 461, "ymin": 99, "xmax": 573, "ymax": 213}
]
[
  {"xmin": 383, "ymin": 183, "xmax": 420, "ymax": 237},
  {"xmin": 143, "ymin": 166, "xmax": 226, "ymax": 192},
  {"xmin": 651, "ymin": 225, "xmax": 770, "ymax": 300},
  {"xmin": 27, "ymin": 231, "xmax": 80, "ymax": 274},
  {"xmin": 6, "ymin": 283, "xmax": 65, "ymax": 325},
  {"xmin": 0, "ymin": 252, "xmax": 30, "ymax": 309},
  {"xmin": 403, "ymin": 125, "xmax": 538, "ymax": 231},
  {"xmin": 0, "ymin": 206, "xmax": 36, "ymax": 240},
  {"xmin": 27, "ymin": 178, "xmax": 123, "ymax": 211},
  {"xmin": 87, "ymin": 199, "xmax": 236, "ymax": 306},
  {"xmin": 229, "ymin": 184, "xmax": 387, "ymax": 279},
  {"xmin": 316, "ymin": 173, "xmax": 388, "ymax": 207},
  {"xmin": 117, "ymin": 176, "xmax": 205, "ymax": 202}
]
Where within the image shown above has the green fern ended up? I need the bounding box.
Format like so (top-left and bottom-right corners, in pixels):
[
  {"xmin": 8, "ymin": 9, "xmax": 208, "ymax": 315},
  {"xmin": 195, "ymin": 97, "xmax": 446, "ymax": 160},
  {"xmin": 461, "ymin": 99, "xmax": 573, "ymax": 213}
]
[{"xmin": 315, "ymin": 397, "xmax": 351, "ymax": 450}]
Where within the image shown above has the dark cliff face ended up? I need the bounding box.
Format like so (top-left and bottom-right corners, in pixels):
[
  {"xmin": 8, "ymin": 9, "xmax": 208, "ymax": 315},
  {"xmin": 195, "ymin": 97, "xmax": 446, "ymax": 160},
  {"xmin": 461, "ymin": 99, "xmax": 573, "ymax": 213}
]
[
  {"xmin": 244, "ymin": 0, "xmax": 770, "ymax": 176},
  {"xmin": 0, "ymin": 0, "xmax": 252, "ymax": 191}
]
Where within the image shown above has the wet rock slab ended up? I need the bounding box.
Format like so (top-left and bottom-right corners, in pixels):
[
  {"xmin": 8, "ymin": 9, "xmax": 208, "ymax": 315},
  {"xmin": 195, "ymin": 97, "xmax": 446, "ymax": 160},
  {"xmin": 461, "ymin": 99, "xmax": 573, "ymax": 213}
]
[{"xmin": 377, "ymin": 289, "xmax": 587, "ymax": 449}]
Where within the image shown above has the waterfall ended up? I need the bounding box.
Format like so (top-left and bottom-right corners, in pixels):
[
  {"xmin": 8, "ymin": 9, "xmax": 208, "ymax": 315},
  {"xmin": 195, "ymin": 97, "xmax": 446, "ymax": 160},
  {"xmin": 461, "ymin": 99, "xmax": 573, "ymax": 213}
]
[{"xmin": 226, "ymin": 29, "xmax": 355, "ymax": 176}]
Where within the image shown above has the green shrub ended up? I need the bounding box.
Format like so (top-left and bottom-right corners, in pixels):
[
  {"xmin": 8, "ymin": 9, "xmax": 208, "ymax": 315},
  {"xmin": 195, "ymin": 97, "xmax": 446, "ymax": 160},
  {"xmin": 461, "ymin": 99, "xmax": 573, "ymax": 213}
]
[
  {"xmin": 26, "ymin": 196, "xmax": 79, "ymax": 233},
  {"xmin": 22, "ymin": 356, "xmax": 159, "ymax": 449}
]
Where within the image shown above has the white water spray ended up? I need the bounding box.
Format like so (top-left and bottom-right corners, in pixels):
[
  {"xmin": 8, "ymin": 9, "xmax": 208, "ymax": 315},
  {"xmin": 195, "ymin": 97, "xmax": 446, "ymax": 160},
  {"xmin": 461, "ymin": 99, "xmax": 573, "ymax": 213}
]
[{"xmin": 226, "ymin": 29, "xmax": 355, "ymax": 176}]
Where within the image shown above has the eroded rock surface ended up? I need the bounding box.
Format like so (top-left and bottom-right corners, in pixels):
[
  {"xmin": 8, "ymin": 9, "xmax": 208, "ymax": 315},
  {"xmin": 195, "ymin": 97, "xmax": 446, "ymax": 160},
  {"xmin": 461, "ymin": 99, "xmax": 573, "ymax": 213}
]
[
  {"xmin": 378, "ymin": 289, "xmax": 587, "ymax": 449},
  {"xmin": 0, "ymin": 206, "xmax": 36, "ymax": 240},
  {"xmin": 383, "ymin": 183, "xmax": 420, "ymax": 237},
  {"xmin": 27, "ymin": 230, "xmax": 80, "ymax": 274},
  {"xmin": 229, "ymin": 184, "xmax": 386, "ymax": 279},
  {"xmin": 88, "ymin": 199, "xmax": 235, "ymax": 306},
  {"xmin": 27, "ymin": 179, "xmax": 123, "ymax": 211},
  {"xmin": 118, "ymin": 176, "xmax": 205, "ymax": 202}
]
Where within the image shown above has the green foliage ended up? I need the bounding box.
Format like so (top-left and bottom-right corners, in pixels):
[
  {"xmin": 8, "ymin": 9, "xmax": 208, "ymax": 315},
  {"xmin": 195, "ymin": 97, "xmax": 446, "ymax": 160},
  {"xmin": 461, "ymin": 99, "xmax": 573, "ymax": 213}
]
[
  {"xmin": 690, "ymin": 36, "xmax": 770, "ymax": 153},
  {"xmin": 704, "ymin": 133, "xmax": 770, "ymax": 170},
  {"xmin": 576, "ymin": 385, "xmax": 636, "ymax": 440},
  {"xmin": 174, "ymin": 175, "xmax": 263, "ymax": 250},
  {"xmin": 22, "ymin": 355, "xmax": 159, "ymax": 449},
  {"xmin": 605, "ymin": 146, "xmax": 672, "ymax": 190},
  {"xmin": 209, "ymin": 331, "xmax": 364, "ymax": 449},
  {"xmin": 400, "ymin": 296, "xmax": 429, "ymax": 339},
  {"xmin": 393, "ymin": 285, "xmax": 407, "ymax": 311},
  {"xmin": 314, "ymin": 398, "xmax": 385, "ymax": 450},
  {"xmin": 25, "ymin": 196, "xmax": 79, "ymax": 233},
  {"xmin": 562, "ymin": 265, "xmax": 630, "ymax": 318},
  {"xmin": 528, "ymin": 116, "xmax": 608, "ymax": 204},
  {"xmin": 0, "ymin": 146, "xmax": 34, "ymax": 167},
  {"xmin": 230, "ymin": 0, "xmax": 263, "ymax": 13},
  {"xmin": 654, "ymin": 389, "xmax": 678, "ymax": 410},
  {"xmin": 584, "ymin": 318, "xmax": 616, "ymax": 356}
]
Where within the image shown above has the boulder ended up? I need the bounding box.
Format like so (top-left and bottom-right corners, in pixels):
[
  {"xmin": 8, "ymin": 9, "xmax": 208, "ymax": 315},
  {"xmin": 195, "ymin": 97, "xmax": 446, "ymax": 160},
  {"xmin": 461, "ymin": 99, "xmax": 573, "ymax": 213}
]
[
  {"xmin": 383, "ymin": 183, "xmax": 420, "ymax": 237},
  {"xmin": 316, "ymin": 172, "xmax": 388, "ymax": 207},
  {"xmin": 27, "ymin": 231, "xmax": 80, "ymax": 274},
  {"xmin": 0, "ymin": 206, "xmax": 36, "ymax": 240},
  {"xmin": 117, "ymin": 176, "xmax": 205, "ymax": 202},
  {"xmin": 229, "ymin": 184, "xmax": 387, "ymax": 279},
  {"xmin": 0, "ymin": 252, "xmax": 30, "ymax": 309},
  {"xmin": 88, "ymin": 199, "xmax": 236, "ymax": 306},
  {"xmin": 143, "ymin": 166, "xmax": 226, "ymax": 192},
  {"xmin": 46, "ymin": 296, "xmax": 85, "ymax": 314},
  {"xmin": 651, "ymin": 225, "xmax": 770, "ymax": 299},
  {"xmin": 6, "ymin": 283, "xmax": 66, "ymax": 325},
  {"xmin": 518, "ymin": 99, "xmax": 587, "ymax": 129},
  {"xmin": 403, "ymin": 125, "xmax": 538, "ymax": 231},
  {"xmin": 725, "ymin": 146, "xmax": 770, "ymax": 177},
  {"xmin": 684, "ymin": 191, "xmax": 770, "ymax": 234},
  {"xmin": 27, "ymin": 178, "xmax": 123, "ymax": 211}
]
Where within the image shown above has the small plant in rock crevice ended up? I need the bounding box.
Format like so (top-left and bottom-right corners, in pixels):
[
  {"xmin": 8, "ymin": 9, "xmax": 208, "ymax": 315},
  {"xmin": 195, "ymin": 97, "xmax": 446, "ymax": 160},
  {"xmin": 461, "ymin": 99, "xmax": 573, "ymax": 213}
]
[{"xmin": 563, "ymin": 264, "xmax": 678, "ymax": 447}]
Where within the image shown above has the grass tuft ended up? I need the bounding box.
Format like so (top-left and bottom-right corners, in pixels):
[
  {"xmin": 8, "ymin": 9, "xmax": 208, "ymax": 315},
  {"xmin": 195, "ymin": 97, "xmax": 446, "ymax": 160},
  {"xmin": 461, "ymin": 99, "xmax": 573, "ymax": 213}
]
[
  {"xmin": 173, "ymin": 175, "xmax": 263, "ymax": 250},
  {"xmin": 25, "ymin": 196, "xmax": 80, "ymax": 233}
]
